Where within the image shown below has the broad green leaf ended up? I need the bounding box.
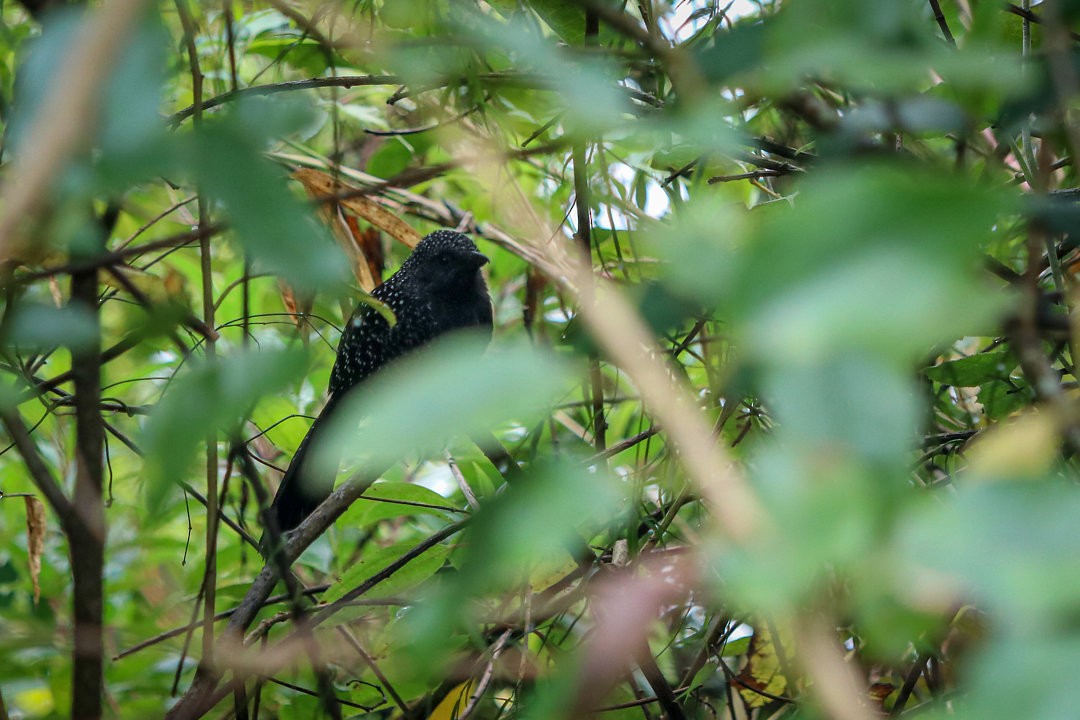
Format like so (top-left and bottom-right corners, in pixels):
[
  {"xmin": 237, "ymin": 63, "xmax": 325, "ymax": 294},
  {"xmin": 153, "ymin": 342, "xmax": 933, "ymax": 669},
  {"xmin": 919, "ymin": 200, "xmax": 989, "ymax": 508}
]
[
  {"xmin": 745, "ymin": 247, "xmax": 1001, "ymax": 363},
  {"xmin": 341, "ymin": 480, "xmax": 459, "ymax": 528},
  {"xmin": 977, "ymin": 379, "xmax": 1033, "ymax": 421},
  {"xmin": 322, "ymin": 539, "xmax": 451, "ymax": 602},
  {"xmin": 659, "ymin": 164, "xmax": 1016, "ymax": 363},
  {"xmin": 764, "ymin": 356, "xmax": 920, "ymax": 462},
  {"xmin": 245, "ymin": 37, "xmax": 343, "ymax": 75},
  {"xmin": 720, "ymin": 636, "xmax": 751, "ymax": 657},
  {"xmin": 925, "ymin": 351, "xmax": 1017, "ymax": 386},
  {"xmin": 10, "ymin": 7, "xmax": 169, "ymax": 170},
  {"xmin": 324, "ymin": 335, "xmax": 576, "ymax": 470}
]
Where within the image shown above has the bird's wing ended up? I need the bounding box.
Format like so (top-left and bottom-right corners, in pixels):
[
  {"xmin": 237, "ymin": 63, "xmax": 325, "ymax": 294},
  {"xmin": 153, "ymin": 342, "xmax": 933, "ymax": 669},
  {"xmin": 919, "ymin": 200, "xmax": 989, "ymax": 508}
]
[{"xmin": 328, "ymin": 300, "xmax": 392, "ymax": 397}]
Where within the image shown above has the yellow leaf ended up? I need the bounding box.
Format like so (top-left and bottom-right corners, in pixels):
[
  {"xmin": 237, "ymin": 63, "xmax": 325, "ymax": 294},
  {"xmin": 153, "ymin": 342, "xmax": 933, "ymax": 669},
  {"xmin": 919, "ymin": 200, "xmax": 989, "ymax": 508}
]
[
  {"xmin": 736, "ymin": 622, "xmax": 794, "ymax": 708},
  {"xmin": 14, "ymin": 686, "xmax": 54, "ymax": 715},
  {"xmin": 527, "ymin": 551, "xmax": 580, "ymax": 593},
  {"xmin": 966, "ymin": 410, "xmax": 1058, "ymax": 480},
  {"xmin": 426, "ymin": 681, "xmax": 473, "ymax": 720}
]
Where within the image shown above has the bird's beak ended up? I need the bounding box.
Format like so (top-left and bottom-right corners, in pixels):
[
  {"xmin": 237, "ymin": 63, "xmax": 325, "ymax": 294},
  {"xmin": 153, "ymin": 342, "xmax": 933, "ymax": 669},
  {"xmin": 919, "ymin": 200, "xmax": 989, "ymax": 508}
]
[{"xmin": 467, "ymin": 250, "xmax": 489, "ymax": 268}]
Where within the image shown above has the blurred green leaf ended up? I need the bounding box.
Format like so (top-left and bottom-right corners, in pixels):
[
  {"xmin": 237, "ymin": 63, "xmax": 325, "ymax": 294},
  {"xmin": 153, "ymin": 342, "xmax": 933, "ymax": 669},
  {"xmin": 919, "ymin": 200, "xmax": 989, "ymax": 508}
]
[
  {"xmin": 365, "ymin": 138, "xmax": 416, "ymax": 179},
  {"xmin": 897, "ymin": 486, "xmax": 1080, "ymax": 713},
  {"xmin": 186, "ymin": 101, "xmax": 351, "ymax": 292},
  {"xmin": 461, "ymin": 456, "xmax": 625, "ymax": 588},
  {"xmin": 903, "ymin": 484, "xmax": 1080, "ymax": 616},
  {"xmin": 10, "ymin": 7, "xmax": 175, "ymax": 198},
  {"xmin": 744, "ymin": 246, "xmax": 1001, "ymax": 363},
  {"xmin": 957, "ymin": 634, "xmax": 1080, "ymax": 719},
  {"xmin": 694, "ymin": 20, "xmax": 765, "ymax": 83},
  {"xmin": 5, "ymin": 301, "xmax": 98, "ymax": 352},
  {"xmin": 449, "ymin": 5, "xmax": 630, "ymax": 134},
  {"xmin": 757, "ymin": 0, "xmax": 1021, "ymax": 96},
  {"xmin": 764, "ymin": 356, "xmax": 920, "ymax": 461},
  {"xmin": 842, "ymin": 95, "xmax": 969, "ymax": 136},
  {"xmin": 489, "ymin": 0, "xmax": 622, "ymax": 46},
  {"xmin": 141, "ymin": 348, "xmax": 308, "ymax": 517},
  {"xmin": 3, "ymin": 2, "xmax": 1077, "ymax": 715},
  {"xmin": 325, "ymin": 335, "xmax": 576, "ymax": 470},
  {"xmin": 646, "ymin": 195, "xmax": 745, "ymax": 307},
  {"xmin": 721, "ymin": 636, "xmax": 751, "ymax": 657},
  {"xmin": 718, "ymin": 443, "xmax": 898, "ymax": 613}
]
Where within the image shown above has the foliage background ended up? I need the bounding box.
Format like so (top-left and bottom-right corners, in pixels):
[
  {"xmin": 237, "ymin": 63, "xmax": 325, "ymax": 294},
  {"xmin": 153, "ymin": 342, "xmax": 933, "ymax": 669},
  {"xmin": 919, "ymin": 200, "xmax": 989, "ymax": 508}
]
[{"xmin": 0, "ymin": 1, "xmax": 1077, "ymax": 719}]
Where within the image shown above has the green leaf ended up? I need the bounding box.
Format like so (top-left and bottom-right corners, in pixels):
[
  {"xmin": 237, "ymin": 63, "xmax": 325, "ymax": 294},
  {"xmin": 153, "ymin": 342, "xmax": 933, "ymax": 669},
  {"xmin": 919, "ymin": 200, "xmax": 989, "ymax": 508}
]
[
  {"xmin": 322, "ymin": 539, "xmax": 451, "ymax": 602},
  {"xmin": 5, "ymin": 301, "xmax": 98, "ymax": 352},
  {"xmin": 460, "ymin": 456, "xmax": 625, "ymax": 589},
  {"xmin": 187, "ymin": 102, "xmax": 351, "ymax": 293},
  {"xmin": 341, "ymin": 481, "xmax": 459, "ymax": 528},
  {"xmin": 324, "ymin": 335, "xmax": 576, "ymax": 470},
  {"xmin": 694, "ymin": 20, "xmax": 766, "ymax": 83},
  {"xmin": 488, "ymin": 0, "xmax": 621, "ymax": 46},
  {"xmin": 245, "ymin": 36, "xmax": 343, "ymax": 75},
  {"xmin": 686, "ymin": 660, "xmax": 720, "ymax": 693},
  {"xmin": 365, "ymin": 138, "xmax": 415, "ymax": 179},
  {"xmin": 745, "ymin": 247, "xmax": 1002, "ymax": 364},
  {"xmin": 925, "ymin": 351, "xmax": 1017, "ymax": 386},
  {"xmin": 516, "ymin": 0, "xmax": 587, "ymax": 44},
  {"xmin": 720, "ymin": 636, "xmax": 751, "ymax": 657},
  {"xmin": 902, "ymin": 484, "xmax": 1080, "ymax": 617},
  {"xmin": 977, "ymin": 379, "xmax": 1033, "ymax": 421},
  {"xmin": 679, "ymin": 163, "xmax": 1017, "ymax": 363},
  {"xmin": 449, "ymin": 6, "xmax": 629, "ymax": 134}
]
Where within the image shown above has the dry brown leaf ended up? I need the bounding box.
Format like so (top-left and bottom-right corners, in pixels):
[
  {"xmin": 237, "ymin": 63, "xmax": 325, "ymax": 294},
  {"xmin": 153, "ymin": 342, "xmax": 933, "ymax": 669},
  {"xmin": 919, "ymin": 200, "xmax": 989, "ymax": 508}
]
[
  {"xmin": 868, "ymin": 681, "xmax": 895, "ymax": 708},
  {"xmin": 163, "ymin": 268, "xmax": 187, "ymax": 298},
  {"xmin": 326, "ymin": 204, "xmax": 378, "ymax": 292},
  {"xmin": 24, "ymin": 496, "xmax": 45, "ymax": 604},
  {"xmin": 351, "ymin": 220, "xmax": 385, "ymax": 286},
  {"xmin": 292, "ymin": 169, "xmax": 378, "ymax": 292},
  {"xmin": 277, "ymin": 279, "xmax": 309, "ymax": 331},
  {"xmin": 291, "ymin": 168, "xmax": 421, "ymax": 249},
  {"xmin": 47, "ymin": 277, "xmax": 63, "ymax": 307}
]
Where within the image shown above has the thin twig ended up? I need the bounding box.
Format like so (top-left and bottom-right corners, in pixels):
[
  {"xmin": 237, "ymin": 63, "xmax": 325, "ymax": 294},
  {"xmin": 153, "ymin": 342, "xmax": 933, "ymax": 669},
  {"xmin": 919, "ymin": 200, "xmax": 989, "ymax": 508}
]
[{"xmin": 927, "ymin": 0, "xmax": 956, "ymax": 45}]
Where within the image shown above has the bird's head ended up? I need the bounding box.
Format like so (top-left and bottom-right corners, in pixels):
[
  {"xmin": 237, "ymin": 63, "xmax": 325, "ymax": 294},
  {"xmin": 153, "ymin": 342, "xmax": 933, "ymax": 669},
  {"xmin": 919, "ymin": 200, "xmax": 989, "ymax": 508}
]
[{"xmin": 404, "ymin": 230, "xmax": 489, "ymax": 293}]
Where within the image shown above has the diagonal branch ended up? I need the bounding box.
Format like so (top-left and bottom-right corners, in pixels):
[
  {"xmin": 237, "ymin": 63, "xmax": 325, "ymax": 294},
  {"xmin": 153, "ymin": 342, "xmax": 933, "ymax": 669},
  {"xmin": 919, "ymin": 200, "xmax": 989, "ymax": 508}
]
[{"xmin": 164, "ymin": 467, "xmax": 385, "ymax": 720}]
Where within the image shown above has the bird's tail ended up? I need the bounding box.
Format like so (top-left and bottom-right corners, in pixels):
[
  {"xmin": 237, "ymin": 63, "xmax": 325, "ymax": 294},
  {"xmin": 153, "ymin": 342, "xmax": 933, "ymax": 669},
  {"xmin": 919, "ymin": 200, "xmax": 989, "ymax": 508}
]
[{"xmin": 268, "ymin": 394, "xmax": 344, "ymax": 534}]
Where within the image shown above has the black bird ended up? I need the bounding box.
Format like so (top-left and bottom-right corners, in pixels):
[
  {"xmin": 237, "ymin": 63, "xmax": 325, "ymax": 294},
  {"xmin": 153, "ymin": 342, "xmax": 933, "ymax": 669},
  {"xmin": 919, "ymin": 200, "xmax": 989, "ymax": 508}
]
[{"xmin": 269, "ymin": 230, "xmax": 493, "ymax": 533}]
